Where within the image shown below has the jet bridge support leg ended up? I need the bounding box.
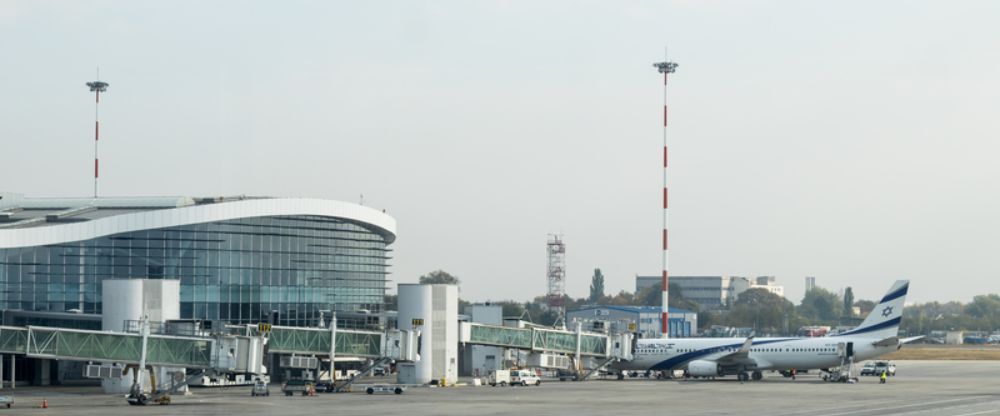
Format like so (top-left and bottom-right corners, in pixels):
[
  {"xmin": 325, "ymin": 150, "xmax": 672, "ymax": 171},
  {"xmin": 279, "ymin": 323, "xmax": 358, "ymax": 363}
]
[{"xmin": 580, "ymin": 357, "xmax": 617, "ymax": 381}]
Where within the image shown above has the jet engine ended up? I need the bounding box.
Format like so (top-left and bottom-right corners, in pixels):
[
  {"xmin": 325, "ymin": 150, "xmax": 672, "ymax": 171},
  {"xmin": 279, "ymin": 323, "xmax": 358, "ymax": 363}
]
[{"xmin": 687, "ymin": 360, "xmax": 722, "ymax": 377}]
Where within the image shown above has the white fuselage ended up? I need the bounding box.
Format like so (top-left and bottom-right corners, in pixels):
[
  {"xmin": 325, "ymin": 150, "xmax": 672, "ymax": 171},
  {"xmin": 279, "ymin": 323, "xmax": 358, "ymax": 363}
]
[{"xmin": 615, "ymin": 336, "xmax": 896, "ymax": 373}]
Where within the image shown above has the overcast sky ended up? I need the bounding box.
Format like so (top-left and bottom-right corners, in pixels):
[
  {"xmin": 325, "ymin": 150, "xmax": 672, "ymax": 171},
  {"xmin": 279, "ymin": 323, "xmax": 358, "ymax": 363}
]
[{"xmin": 2, "ymin": 1, "xmax": 998, "ymax": 305}]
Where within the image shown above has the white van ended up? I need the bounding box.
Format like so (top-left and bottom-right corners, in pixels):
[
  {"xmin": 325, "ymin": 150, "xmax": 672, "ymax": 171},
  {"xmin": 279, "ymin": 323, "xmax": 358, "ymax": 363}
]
[{"xmin": 489, "ymin": 369, "xmax": 540, "ymax": 387}]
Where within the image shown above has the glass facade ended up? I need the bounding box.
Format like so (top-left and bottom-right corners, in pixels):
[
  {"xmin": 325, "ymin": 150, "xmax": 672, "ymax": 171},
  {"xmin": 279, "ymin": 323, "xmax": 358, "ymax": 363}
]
[{"xmin": 0, "ymin": 215, "xmax": 390, "ymax": 327}]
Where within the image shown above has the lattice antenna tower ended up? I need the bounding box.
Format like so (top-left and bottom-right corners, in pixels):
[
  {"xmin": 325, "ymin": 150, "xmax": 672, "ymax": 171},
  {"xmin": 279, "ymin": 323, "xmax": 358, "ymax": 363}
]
[{"xmin": 546, "ymin": 234, "xmax": 566, "ymax": 324}]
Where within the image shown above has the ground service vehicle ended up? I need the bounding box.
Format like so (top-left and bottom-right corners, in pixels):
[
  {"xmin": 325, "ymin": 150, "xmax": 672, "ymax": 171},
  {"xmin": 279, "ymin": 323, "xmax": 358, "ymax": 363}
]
[
  {"xmin": 314, "ymin": 380, "xmax": 335, "ymax": 393},
  {"xmin": 366, "ymin": 384, "xmax": 405, "ymax": 395},
  {"xmin": 873, "ymin": 361, "xmax": 896, "ymax": 376},
  {"xmin": 281, "ymin": 379, "xmax": 316, "ymax": 396},
  {"xmin": 490, "ymin": 369, "xmax": 541, "ymax": 386},
  {"xmin": 489, "ymin": 370, "xmax": 511, "ymax": 386},
  {"xmin": 251, "ymin": 380, "xmax": 270, "ymax": 397},
  {"xmin": 513, "ymin": 369, "xmax": 541, "ymax": 386},
  {"xmin": 125, "ymin": 366, "xmax": 172, "ymax": 405},
  {"xmin": 557, "ymin": 369, "xmax": 579, "ymax": 381}
]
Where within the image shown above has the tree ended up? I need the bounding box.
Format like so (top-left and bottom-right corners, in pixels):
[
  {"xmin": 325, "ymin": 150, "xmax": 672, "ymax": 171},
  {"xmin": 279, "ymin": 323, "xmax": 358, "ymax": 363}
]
[
  {"xmin": 843, "ymin": 287, "xmax": 855, "ymax": 317},
  {"xmin": 697, "ymin": 310, "xmax": 718, "ymax": 330},
  {"xmin": 493, "ymin": 300, "xmax": 525, "ymax": 319},
  {"xmin": 728, "ymin": 288, "xmax": 797, "ymax": 334},
  {"xmin": 607, "ymin": 290, "xmax": 635, "ymax": 306},
  {"xmin": 635, "ymin": 282, "xmax": 699, "ymax": 312},
  {"xmin": 798, "ymin": 287, "xmax": 843, "ymax": 323},
  {"xmin": 589, "ymin": 268, "xmax": 605, "ymax": 303},
  {"xmin": 418, "ymin": 270, "xmax": 460, "ymax": 285},
  {"xmin": 965, "ymin": 294, "xmax": 1000, "ymax": 320},
  {"xmin": 854, "ymin": 299, "xmax": 876, "ymax": 316}
]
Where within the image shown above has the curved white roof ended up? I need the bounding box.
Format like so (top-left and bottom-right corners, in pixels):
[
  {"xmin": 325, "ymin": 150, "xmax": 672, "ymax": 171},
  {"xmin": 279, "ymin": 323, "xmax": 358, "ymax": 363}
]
[{"xmin": 0, "ymin": 198, "xmax": 396, "ymax": 249}]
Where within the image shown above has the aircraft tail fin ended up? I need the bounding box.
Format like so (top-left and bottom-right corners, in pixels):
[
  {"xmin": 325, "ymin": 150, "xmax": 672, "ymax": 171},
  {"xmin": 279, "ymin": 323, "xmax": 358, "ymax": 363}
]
[{"xmin": 836, "ymin": 280, "xmax": 908, "ymax": 339}]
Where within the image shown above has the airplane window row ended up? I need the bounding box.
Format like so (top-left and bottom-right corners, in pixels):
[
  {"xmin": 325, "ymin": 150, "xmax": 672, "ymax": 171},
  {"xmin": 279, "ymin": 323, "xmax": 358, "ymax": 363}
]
[
  {"xmin": 747, "ymin": 347, "xmax": 836, "ymax": 352},
  {"xmin": 634, "ymin": 346, "xmax": 836, "ymax": 354}
]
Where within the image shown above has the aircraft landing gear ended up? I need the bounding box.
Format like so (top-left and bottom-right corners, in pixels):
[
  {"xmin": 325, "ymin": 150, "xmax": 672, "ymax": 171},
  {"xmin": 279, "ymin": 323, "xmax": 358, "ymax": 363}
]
[
  {"xmin": 738, "ymin": 372, "xmax": 750, "ymax": 382},
  {"xmin": 752, "ymin": 371, "xmax": 763, "ymax": 381}
]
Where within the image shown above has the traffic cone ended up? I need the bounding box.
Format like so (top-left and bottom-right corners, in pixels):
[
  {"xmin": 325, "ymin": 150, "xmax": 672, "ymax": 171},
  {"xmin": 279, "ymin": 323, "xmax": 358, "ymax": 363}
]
[{"xmin": 41, "ymin": 398, "xmax": 48, "ymax": 409}]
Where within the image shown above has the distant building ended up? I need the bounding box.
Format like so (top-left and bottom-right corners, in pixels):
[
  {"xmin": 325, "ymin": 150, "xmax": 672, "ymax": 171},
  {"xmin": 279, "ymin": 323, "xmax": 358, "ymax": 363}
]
[
  {"xmin": 635, "ymin": 275, "xmax": 661, "ymax": 294},
  {"xmin": 634, "ymin": 275, "xmax": 785, "ymax": 311},
  {"xmin": 805, "ymin": 276, "xmax": 816, "ymax": 292},
  {"xmin": 567, "ymin": 305, "xmax": 697, "ymax": 338},
  {"xmin": 751, "ymin": 276, "xmax": 784, "ymax": 297},
  {"xmin": 635, "ymin": 275, "xmax": 738, "ymax": 310}
]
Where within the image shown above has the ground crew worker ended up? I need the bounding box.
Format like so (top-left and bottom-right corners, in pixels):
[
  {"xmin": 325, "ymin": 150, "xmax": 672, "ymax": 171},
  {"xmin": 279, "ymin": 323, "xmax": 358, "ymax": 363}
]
[
  {"xmin": 791, "ymin": 368, "xmax": 796, "ymax": 380},
  {"xmin": 880, "ymin": 370, "xmax": 887, "ymax": 384}
]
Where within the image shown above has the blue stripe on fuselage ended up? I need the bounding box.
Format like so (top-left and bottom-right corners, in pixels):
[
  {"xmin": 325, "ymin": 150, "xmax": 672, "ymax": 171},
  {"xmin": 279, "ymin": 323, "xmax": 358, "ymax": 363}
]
[{"xmin": 649, "ymin": 338, "xmax": 793, "ymax": 370}]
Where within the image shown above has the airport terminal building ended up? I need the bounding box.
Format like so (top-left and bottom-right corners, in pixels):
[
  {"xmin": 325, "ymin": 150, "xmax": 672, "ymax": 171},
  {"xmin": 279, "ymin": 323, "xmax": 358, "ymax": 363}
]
[{"xmin": 0, "ymin": 193, "xmax": 396, "ymax": 329}]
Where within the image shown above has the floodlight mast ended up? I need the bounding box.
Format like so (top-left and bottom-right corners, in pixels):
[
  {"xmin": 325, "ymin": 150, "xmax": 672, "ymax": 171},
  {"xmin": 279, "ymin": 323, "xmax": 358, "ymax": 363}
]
[
  {"xmin": 86, "ymin": 74, "xmax": 109, "ymax": 198},
  {"xmin": 652, "ymin": 58, "xmax": 677, "ymax": 338}
]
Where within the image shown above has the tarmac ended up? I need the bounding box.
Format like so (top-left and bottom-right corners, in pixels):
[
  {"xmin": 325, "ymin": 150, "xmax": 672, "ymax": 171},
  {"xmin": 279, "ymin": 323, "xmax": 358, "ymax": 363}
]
[{"xmin": 1, "ymin": 360, "xmax": 998, "ymax": 416}]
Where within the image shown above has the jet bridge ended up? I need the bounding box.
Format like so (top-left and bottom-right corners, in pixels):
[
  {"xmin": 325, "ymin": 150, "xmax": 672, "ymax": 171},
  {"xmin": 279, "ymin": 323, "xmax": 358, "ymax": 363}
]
[
  {"xmin": 0, "ymin": 325, "xmax": 260, "ymax": 372},
  {"xmin": 459, "ymin": 322, "xmax": 632, "ymax": 359},
  {"xmin": 237, "ymin": 324, "xmax": 418, "ymax": 361},
  {"xmin": 0, "ymin": 324, "xmax": 418, "ymax": 373},
  {"xmin": 266, "ymin": 326, "xmax": 383, "ymax": 357}
]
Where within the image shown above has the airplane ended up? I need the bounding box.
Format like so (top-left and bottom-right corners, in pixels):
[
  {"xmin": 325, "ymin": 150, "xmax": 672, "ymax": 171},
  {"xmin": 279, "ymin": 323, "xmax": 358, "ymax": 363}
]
[{"xmin": 611, "ymin": 280, "xmax": 922, "ymax": 381}]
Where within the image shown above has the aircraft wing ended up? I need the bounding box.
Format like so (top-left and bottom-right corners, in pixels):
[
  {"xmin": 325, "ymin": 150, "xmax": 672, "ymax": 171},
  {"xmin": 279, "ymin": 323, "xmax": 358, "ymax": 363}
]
[
  {"xmin": 874, "ymin": 335, "xmax": 924, "ymax": 350},
  {"xmin": 873, "ymin": 336, "xmax": 899, "ymax": 347},
  {"xmin": 711, "ymin": 335, "xmax": 758, "ymax": 367}
]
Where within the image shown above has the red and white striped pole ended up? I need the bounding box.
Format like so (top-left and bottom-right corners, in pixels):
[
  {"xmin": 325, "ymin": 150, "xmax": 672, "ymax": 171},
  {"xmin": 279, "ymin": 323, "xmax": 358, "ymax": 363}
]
[
  {"xmin": 87, "ymin": 76, "xmax": 109, "ymax": 198},
  {"xmin": 653, "ymin": 58, "xmax": 678, "ymax": 338}
]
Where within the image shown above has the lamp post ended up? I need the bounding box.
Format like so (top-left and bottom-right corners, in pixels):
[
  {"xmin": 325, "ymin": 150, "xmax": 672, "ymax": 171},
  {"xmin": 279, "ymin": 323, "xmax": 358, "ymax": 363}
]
[
  {"xmin": 86, "ymin": 76, "xmax": 109, "ymax": 198},
  {"xmin": 652, "ymin": 58, "xmax": 678, "ymax": 338}
]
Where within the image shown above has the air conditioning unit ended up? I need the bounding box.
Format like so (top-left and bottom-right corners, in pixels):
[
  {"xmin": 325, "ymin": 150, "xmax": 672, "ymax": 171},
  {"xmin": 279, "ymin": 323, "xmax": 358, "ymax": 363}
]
[
  {"xmin": 526, "ymin": 353, "xmax": 571, "ymax": 369},
  {"xmin": 84, "ymin": 364, "xmax": 124, "ymax": 379},
  {"xmin": 280, "ymin": 355, "xmax": 319, "ymax": 369}
]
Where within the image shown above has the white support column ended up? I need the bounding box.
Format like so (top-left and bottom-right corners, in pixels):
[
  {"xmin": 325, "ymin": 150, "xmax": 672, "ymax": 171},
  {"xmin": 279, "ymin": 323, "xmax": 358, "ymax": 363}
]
[
  {"xmin": 329, "ymin": 312, "xmax": 337, "ymax": 384},
  {"xmin": 0, "ymin": 354, "xmax": 4, "ymax": 389},
  {"xmin": 137, "ymin": 316, "xmax": 149, "ymax": 391},
  {"xmin": 575, "ymin": 321, "xmax": 582, "ymax": 372}
]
